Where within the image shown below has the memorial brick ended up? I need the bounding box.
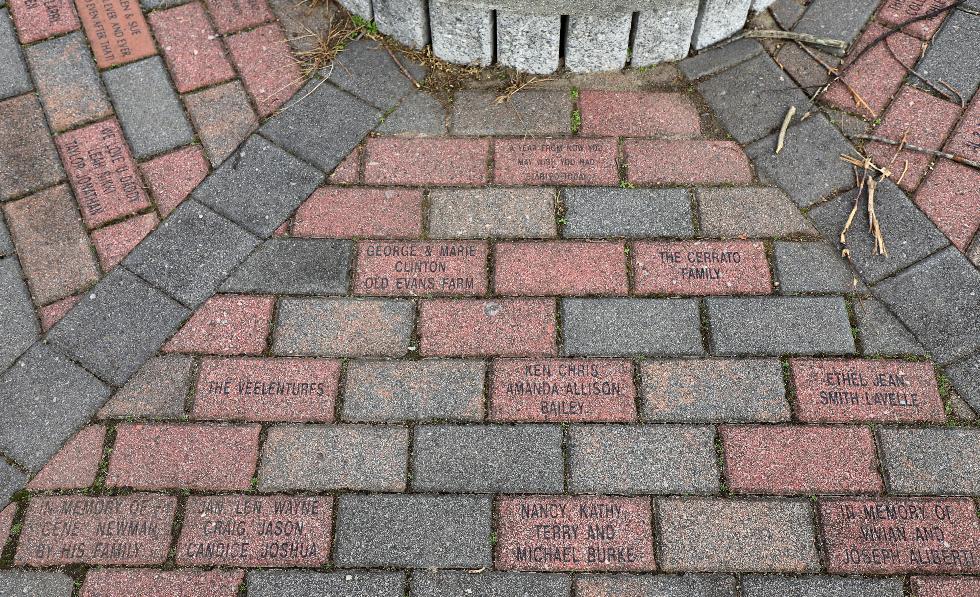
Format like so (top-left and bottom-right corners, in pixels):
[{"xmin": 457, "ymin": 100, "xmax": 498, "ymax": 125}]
[
  {"xmin": 75, "ymin": 0, "xmax": 155, "ymax": 68},
  {"xmin": 494, "ymin": 139, "xmax": 619, "ymax": 186},
  {"xmin": 355, "ymin": 241, "xmax": 488, "ymax": 296},
  {"xmin": 633, "ymin": 241, "xmax": 771, "ymax": 296}
]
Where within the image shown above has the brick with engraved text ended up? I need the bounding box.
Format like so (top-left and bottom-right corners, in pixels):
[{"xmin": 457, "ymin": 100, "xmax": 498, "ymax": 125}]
[
  {"xmin": 355, "ymin": 241, "xmax": 488, "ymax": 296},
  {"xmin": 494, "ymin": 139, "xmax": 619, "ymax": 186},
  {"xmin": 633, "ymin": 241, "xmax": 771, "ymax": 296}
]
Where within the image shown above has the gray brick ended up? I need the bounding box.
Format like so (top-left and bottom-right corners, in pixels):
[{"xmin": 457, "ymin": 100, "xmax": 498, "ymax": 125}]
[
  {"xmin": 0, "ymin": 571, "xmax": 73, "ymax": 597},
  {"xmin": 429, "ymin": 188, "xmax": 556, "ymax": 239},
  {"xmin": 0, "ymin": 94, "xmax": 64, "ymax": 201},
  {"xmin": 25, "ymin": 32, "xmax": 111, "ymax": 132},
  {"xmin": 334, "ymin": 494, "xmax": 491, "ymax": 568},
  {"xmin": 563, "ymin": 188, "xmax": 693, "ymax": 239},
  {"xmin": 692, "ymin": 0, "xmax": 752, "ymax": 50},
  {"xmin": 949, "ymin": 352, "xmax": 980, "ymax": 414},
  {"xmin": 412, "ymin": 424, "xmax": 563, "ymax": 492},
  {"xmin": 0, "ymin": 460, "xmax": 25, "ymax": 505},
  {"xmin": 273, "ymin": 297, "xmax": 414, "ymax": 357},
  {"xmin": 875, "ymin": 247, "xmax": 980, "ymax": 364},
  {"xmin": 809, "ymin": 182, "xmax": 949, "ymax": 284},
  {"xmin": 569, "ymin": 424, "xmax": 719, "ymax": 494},
  {"xmin": 741, "ymin": 575, "xmax": 906, "ymax": 597},
  {"xmin": 641, "ymin": 359, "xmax": 789, "ymax": 422},
  {"xmin": 774, "ymin": 241, "xmax": 864, "ymax": 294},
  {"xmin": 879, "ymin": 427, "xmax": 980, "ymax": 495},
  {"xmin": 413, "ymin": 571, "xmax": 571, "ymax": 597},
  {"xmin": 658, "ymin": 498, "xmax": 819, "ymax": 572},
  {"xmin": 696, "ymin": 187, "xmax": 818, "ymax": 238},
  {"xmin": 497, "ymin": 12, "xmax": 561, "ymax": 74},
  {"xmin": 562, "ymin": 298, "xmax": 704, "ymax": 357},
  {"xmin": 373, "ymin": 0, "xmax": 429, "ymax": 48},
  {"xmin": 769, "ymin": 0, "xmax": 807, "ymax": 29},
  {"xmin": 0, "ymin": 10, "xmax": 30, "ymax": 100},
  {"xmin": 221, "ymin": 238, "xmax": 352, "ymax": 295},
  {"xmin": 122, "ymin": 200, "xmax": 260, "ymax": 308},
  {"xmin": 854, "ymin": 298, "xmax": 926, "ymax": 356},
  {"xmin": 259, "ymin": 424, "xmax": 408, "ymax": 491},
  {"xmin": 327, "ymin": 39, "xmax": 427, "ymax": 109},
  {"xmin": 793, "ymin": 0, "xmax": 878, "ymax": 48},
  {"xmin": 47, "ymin": 268, "xmax": 189, "ymax": 385},
  {"xmin": 565, "ymin": 13, "xmax": 631, "ymax": 73},
  {"xmin": 184, "ymin": 80, "xmax": 257, "ymax": 166},
  {"xmin": 0, "ymin": 219, "xmax": 10, "ymax": 256},
  {"xmin": 633, "ymin": 0, "xmax": 700, "ymax": 67},
  {"xmin": 248, "ymin": 571, "xmax": 404, "ymax": 597},
  {"xmin": 0, "ymin": 344, "xmax": 110, "ymax": 471},
  {"xmin": 913, "ymin": 8, "xmax": 980, "ymax": 99},
  {"xmin": 98, "ymin": 355, "xmax": 194, "ymax": 419},
  {"xmin": 746, "ymin": 115, "xmax": 855, "ymax": 208},
  {"xmin": 377, "ymin": 92, "xmax": 448, "ymax": 137},
  {"xmin": 706, "ymin": 297, "xmax": 855, "ymax": 356},
  {"xmin": 679, "ymin": 39, "xmax": 763, "ymax": 80},
  {"xmin": 260, "ymin": 81, "xmax": 379, "ymax": 173},
  {"xmin": 342, "ymin": 360, "xmax": 485, "ymax": 422},
  {"xmin": 576, "ymin": 574, "xmax": 737, "ymax": 597},
  {"xmin": 698, "ymin": 54, "xmax": 811, "ymax": 143},
  {"xmin": 0, "ymin": 258, "xmax": 38, "ymax": 371},
  {"xmin": 102, "ymin": 57, "xmax": 193, "ymax": 159},
  {"xmin": 451, "ymin": 89, "xmax": 571, "ymax": 136},
  {"xmin": 194, "ymin": 135, "xmax": 325, "ymax": 237}
]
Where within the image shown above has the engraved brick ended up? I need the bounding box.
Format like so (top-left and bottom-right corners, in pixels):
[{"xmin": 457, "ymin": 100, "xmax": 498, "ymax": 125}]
[
  {"xmin": 579, "ymin": 91, "xmax": 701, "ymax": 137},
  {"xmin": 490, "ymin": 359, "xmax": 636, "ymax": 423},
  {"xmin": 496, "ymin": 496, "xmax": 655, "ymax": 572},
  {"xmin": 75, "ymin": 0, "xmax": 155, "ymax": 68},
  {"xmin": 494, "ymin": 241, "xmax": 628, "ymax": 296},
  {"xmin": 355, "ymin": 240, "xmax": 488, "ymax": 296},
  {"xmin": 8, "ymin": 0, "xmax": 79, "ymax": 43},
  {"xmin": 364, "ymin": 138, "xmax": 489, "ymax": 186},
  {"xmin": 80, "ymin": 569, "xmax": 245, "ymax": 597},
  {"xmin": 56, "ymin": 119, "xmax": 151, "ymax": 228},
  {"xmin": 419, "ymin": 298, "xmax": 557, "ymax": 357},
  {"xmin": 625, "ymin": 140, "xmax": 752, "ymax": 185},
  {"xmin": 294, "ymin": 188, "xmax": 423, "ymax": 239},
  {"xmin": 494, "ymin": 138, "xmax": 619, "ymax": 186},
  {"xmin": 790, "ymin": 358, "xmax": 945, "ymax": 422},
  {"xmin": 912, "ymin": 576, "xmax": 980, "ymax": 597},
  {"xmin": 15, "ymin": 494, "xmax": 176, "ymax": 566},
  {"xmin": 164, "ymin": 295, "xmax": 274, "ymax": 356},
  {"xmin": 633, "ymin": 241, "xmax": 771, "ymax": 296},
  {"xmin": 820, "ymin": 498, "xmax": 980, "ymax": 574},
  {"xmin": 176, "ymin": 495, "xmax": 331, "ymax": 567},
  {"xmin": 193, "ymin": 357, "xmax": 340, "ymax": 422}
]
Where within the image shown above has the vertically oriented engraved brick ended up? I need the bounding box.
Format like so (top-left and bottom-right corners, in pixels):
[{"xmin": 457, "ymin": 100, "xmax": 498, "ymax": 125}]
[{"xmin": 420, "ymin": 299, "xmax": 557, "ymax": 357}]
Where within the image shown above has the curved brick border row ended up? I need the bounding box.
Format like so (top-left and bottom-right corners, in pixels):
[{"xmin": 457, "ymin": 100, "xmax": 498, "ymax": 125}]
[{"xmin": 337, "ymin": 0, "xmax": 778, "ymax": 73}]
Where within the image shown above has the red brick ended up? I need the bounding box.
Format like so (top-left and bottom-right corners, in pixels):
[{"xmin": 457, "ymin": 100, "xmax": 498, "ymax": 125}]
[
  {"xmin": 355, "ymin": 240, "xmax": 488, "ymax": 296},
  {"xmin": 204, "ymin": 0, "xmax": 273, "ymax": 34},
  {"xmin": 912, "ymin": 576, "xmax": 980, "ymax": 597},
  {"xmin": 8, "ymin": 0, "xmax": 79, "ymax": 43},
  {"xmin": 27, "ymin": 425, "xmax": 105, "ymax": 490},
  {"xmin": 915, "ymin": 160, "xmax": 980, "ymax": 250},
  {"xmin": 496, "ymin": 495, "xmax": 655, "ymax": 571},
  {"xmin": 633, "ymin": 241, "xmax": 771, "ymax": 296},
  {"xmin": 226, "ymin": 24, "xmax": 301, "ymax": 117},
  {"xmin": 81, "ymin": 569, "xmax": 245, "ymax": 597},
  {"xmin": 791, "ymin": 358, "xmax": 945, "ymax": 423},
  {"xmin": 149, "ymin": 3, "xmax": 235, "ymax": 93},
  {"xmin": 176, "ymin": 495, "xmax": 332, "ymax": 567},
  {"xmin": 579, "ymin": 91, "xmax": 701, "ymax": 138},
  {"xmin": 90, "ymin": 212, "xmax": 158, "ymax": 271},
  {"xmin": 494, "ymin": 138, "xmax": 619, "ymax": 186},
  {"xmin": 721, "ymin": 425, "xmax": 883, "ymax": 494},
  {"xmin": 15, "ymin": 494, "xmax": 176, "ymax": 566},
  {"xmin": 624, "ymin": 140, "xmax": 753, "ymax": 185},
  {"xmin": 74, "ymin": 0, "xmax": 155, "ymax": 68},
  {"xmin": 294, "ymin": 187, "xmax": 423, "ymax": 239},
  {"xmin": 821, "ymin": 497, "xmax": 980, "ymax": 574},
  {"xmin": 877, "ymin": 0, "xmax": 956, "ymax": 39},
  {"xmin": 822, "ymin": 24, "xmax": 922, "ymax": 117},
  {"xmin": 420, "ymin": 298, "xmax": 557, "ymax": 357},
  {"xmin": 107, "ymin": 423, "xmax": 260, "ymax": 490},
  {"xmin": 164, "ymin": 294, "xmax": 274, "ymax": 355},
  {"xmin": 193, "ymin": 357, "xmax": 340, "ymax": 422},
  {"xmin": 490, "ymin": 359, "xmax": 637, "ymax": 422},
  {"xmin": 39, "ymin": 294, "xmax": 82, "ymax": 331},
  {"xmin": 494, "ymin": 241, "xmax": 628, "ymax": 296},
  {"xmin": 329, "ymin": 146, "xmax": 362, "ymax": 184},
  {"xmin": 140, "ymin": 146, "xmax": 210, "ymax": 217},
  {"xmin": 946, "ymin": 95, "xmax": 980, "ymax": 163},
  {"xmin": 184, "ymin": 81, "xmax": 258, "ymax": 166},
  {"xmin": 867, "ymin": 86, "xmax": 961, "ymax": 190},
  {"xmin": 364, "ymin": 138, "xmax": 489, "ymax": 186}
]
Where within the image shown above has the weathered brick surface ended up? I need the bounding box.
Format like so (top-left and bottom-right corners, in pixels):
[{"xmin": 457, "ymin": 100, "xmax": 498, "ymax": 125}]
[
  {"xmin": 139, "ymin": 146, "xmax": 209, "ymax": 217},
  {"xmin": 274, "ymin": 297, "xmax": 415, "ymax": 357},
  {"xmin": 740, "ymin": 575, "xmax": 906, "ymax": 597},
  {"xmin": 494, "ymin": 138, "xmax": 619, "ymax": 186},
  {"xmin": 577, "ymin": 575, "xmax": 736, "ymax": 597},
  {"xmin": 0, "ymin": 571, "xmax": 73, "ymax": 596},
  {"xmin": 912, "ymin": 576, "xmax": 980, "ymax": 597},
  {"xmin": 0, "ymin": 94, "xmax": 64, "ymax": 201},
  {"xmin": 38, "ymin": 294, "xmax": 80, "ymax": 332},
  {"xmin": 165, "ymin": 295, "xmax": 274, "ymax": 355},
  {"xmin": 75, "ymin": 0, "xmax": 155, "ymax": 68},
  {"xmin": 226, "ymin": 24, "xmax": 301, "ymax": 117},
  {"xmin": 364, "ymin": 138, "xmax": 489, "ymax": 185},
  {"xmin": 706, "ymin": 297, "xmax": 855, "ymax": 356},
  {"xmin": 107, "ymin": 423, "xmax": 260, "ymax": 490},
  {"xmin": 495, "ymin": 241, "xmax": 628, "ymax": 296},
  {"xmin": 451, "ymin": 89, "xmax": 572, "ymax": 136},
  {"xmin": 248, "ymin": 570, "xmax": 404, "ymax": 597},
  {"xmin": 80, "ymin": 569, "xmax": 245, "ymax": 597},
  {"xmin": 625, "ymin": 141, "xmax": 752, "ymax": 185},
  {"xmin": 722, "ymin": 425, "xmax": 882, "ymax": 494},
  {"xmin": 26, "ymin": 425, "xmax": 104, "ymax": 490},
  {"xmin": 428, "ymin": 188, "xmax": 556, "ymax": 239},
  {"xmin": 343, "ymin": 360, "xmax": 485, "ymax": 421},
  {"xmin": 563, "ymin": 298, "xmax": 704, "ymax": 357},
  {"xmin": 294, "ymin": 188, "xmax": 423, "ymax": 239},
  {"xmin": 193, "ymin": 357, "xmax": 340, "ymax": 422},
  {"xmin": 415, "ymin": 571, "xmax": 572, "ymax": 597},
  {"xmin": 150, "ymin": 3, "xmax": 234, "ymax": 93},
  {"xmin": 7, "ymin": 0, "xmax": 79, "ymax": 43},
  {"xmin": 356, "ymin": 240, "xmax": 488, "ymax": 296},
  {"xmin": 90, "ymin": 213, "xmax": 158, "ymax": 271},
  {"xmin": 790, "ymin": 359, "xmax": 944, "ymax": 422},
  {"xmin": 820, "ymin": 497, "xmax": 980, "ymax": 573},
  {"xmin": 697, "ymin": 187, "xmax": 818, "ymax": 238},
  {"xmin": 420, "ymin": 298, "xmax": 557, "ymax": 356},
  {"xmin": 25, "ymin": 32, "xmax": 111, "ymax": 132},
  {"xmin": 878, "ymin": 428, "xmax": 980, "ymax": 494},
  {"xmin": 563, "ymin": 187, "xmax": 694, "ymax": 239},
  {"xmin": 16, "ymin": 494, "xmax": 176, "ymax": 566},
  {"xmin": 633, "ymin": 241, "xmax": 771, "ymax": 296},
  {"xmin": 496, "ymin": 496, "xmax": 655, "ymax": 572},
  {"xmin": 877, "ymin": 0, "xmax": 957, "ymax": 39},
  {"xmin": 222, "ymin": 238, "xmax": 351, "ymax": 296},
  {"xmin": 177, "ymin": 495, "xmax": 331, "ymax": 567},
  {"xmin": 579, "ymin": 91, "xmax": 701, "ymax": 137},
  {"xmin": 99, "ymin": 355, "xmax": 193, "ymax": 420},
  {"xmin": 205, "ymin": 0, "xmax": 273, "ymax": 33},
  {"xmin": 915, "ymin": 160, "xmax": 980, "ymax": 251},
  {"xmin": 328, "ymin": 146, "xmax": 361, "ymax": 183},
  {"xmin": 184, "ymin": 81, "xmax": 258, "ymax": 166}
]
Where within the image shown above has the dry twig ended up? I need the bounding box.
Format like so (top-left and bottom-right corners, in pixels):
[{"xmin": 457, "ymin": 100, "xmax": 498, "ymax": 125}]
[
  {"xmin": 776, "ymin": 106, "xmax": 796, "ymax": 154},
  {"xmin": 742, "ymin": 29, "xmax": 847, "ymax": 50},
  {"xmin": 847, "ymin": 134, "xmax": 980, "ymax": 169}
]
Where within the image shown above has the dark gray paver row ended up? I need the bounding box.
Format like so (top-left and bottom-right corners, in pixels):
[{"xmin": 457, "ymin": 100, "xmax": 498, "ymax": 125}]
[
  {"xmin": 429, "ymin": 188, "xmax": 556, "ymax": 238},
  {"xmin": 773, "ymin": 241, "xmax": 864, "ymax": 294},
  {"xmin": 273, "ymin": 297, "xmax": 415, "ymax": 356},
  {"xmin": 562, "ymin": 187, "xmax": 694, "ymax": 238},
  {"xmin": 378, "ymin": 92, "xmax": 448, "ymax": 136},
  {"xmin": 221, "ymin": 238, "xmax": 352, "ymax": 295},
  {"xmin": 696, "ymin": 187, "xmax": 818, "ymax": 238},
  {"xmin": 98, "ymin": 354, "xmax": 192, "ymax": 420},
  {"xmin": 451, "ymin": 89, "xmax": 573, "ymax": 136},
  {"xmin": 0, "ymin": 219, "xmax": 11, "ymax": 255},
  {"xmin": 854, "ymin": 298, "xmax": 927, "ymax": 356},
  {"xmin": 0, "ymin": 94, "xmax": 64, "ymax": 201},
  {"xmin": 562, "ymin": 298, "xmax": 703, "ymax": 356},
  {"xmin": 792, "ymin": 0, "xmax": 878, "ymax": 47},
  {"xmin": 706, "ymin": 296, "xmax": 854, "ymax": 355},
  {"xmin": 0, "ymin": 257, "xmax": 37, "ymax": 371},
  {"xmin": 247, "ymin": 571, "xmax": 404, "ymax": 597}
]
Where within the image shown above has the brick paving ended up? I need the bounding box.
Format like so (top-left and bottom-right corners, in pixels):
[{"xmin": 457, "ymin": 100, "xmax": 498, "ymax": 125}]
[{"xmin": 0, "ymin": 0, "xmax": 978, "ymax": 593}]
